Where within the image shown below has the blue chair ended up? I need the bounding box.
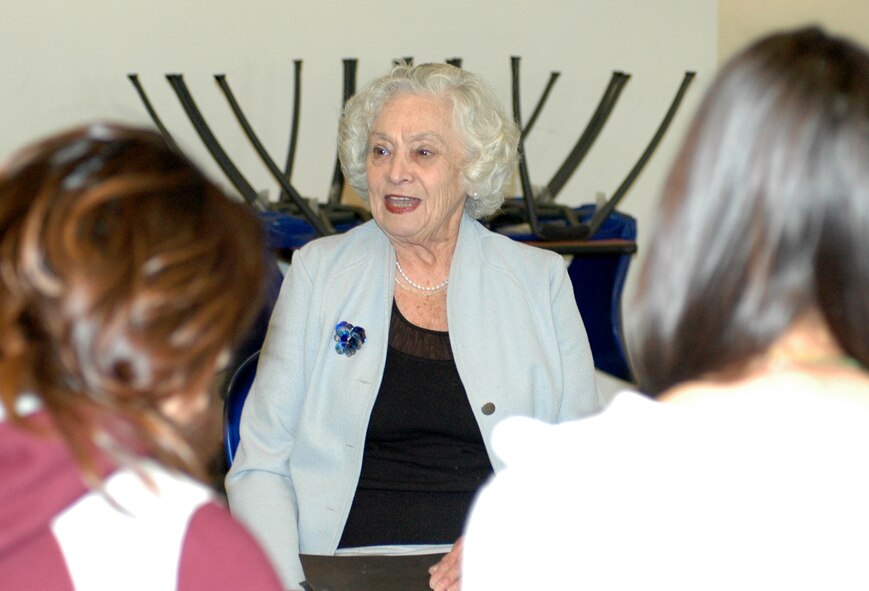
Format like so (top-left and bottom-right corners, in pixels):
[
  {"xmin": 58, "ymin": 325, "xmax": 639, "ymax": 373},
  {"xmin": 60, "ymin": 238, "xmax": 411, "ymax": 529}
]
[
  {"xmin": 220, "ymin": 246, "xmax": 286, "ymax": 468},
  {"xmin": 223, "ymin": 350, "xmax": 260, "ymax": 466},
  {"xmin": 493, "ymin": 203, "xmax": 637, "ymax": 383},
  {"xmin": 565, "ymin": 205, "xmax": 636, "ymax": 382}
]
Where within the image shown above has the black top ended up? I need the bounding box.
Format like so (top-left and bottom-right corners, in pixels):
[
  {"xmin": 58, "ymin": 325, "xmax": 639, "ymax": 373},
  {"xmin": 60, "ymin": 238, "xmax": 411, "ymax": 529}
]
[{"xmin": 338, "ymin": 302, "xmax": 494, "ymax": 547}]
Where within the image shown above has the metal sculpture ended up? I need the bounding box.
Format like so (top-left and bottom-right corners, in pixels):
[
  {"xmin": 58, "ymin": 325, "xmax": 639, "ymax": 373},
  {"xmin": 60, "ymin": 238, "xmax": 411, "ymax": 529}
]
[
  {"xmin": 496, "ymin": 55, "xmax": 695, "ymax": 241},
  {"xmin": 213, "ymin": 73, "xmax": 335, "ymax": 236},
  {"xmin": 128, "ymin": 57, "xmax": 695, "ymax": 245}
]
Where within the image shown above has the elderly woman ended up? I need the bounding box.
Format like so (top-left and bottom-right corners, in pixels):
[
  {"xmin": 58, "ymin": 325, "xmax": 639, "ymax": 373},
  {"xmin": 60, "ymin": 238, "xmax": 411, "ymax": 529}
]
[
  {"xmin": 225, "ymin": 63, "xmax": 601, "ymax": 591},
  {"xmin": 462, "ymin": 28, "xmax": 869, "ymax": 590},
  {"xmin": 0, "ymin": 124, "xmax": 283, "ymax": 590}
]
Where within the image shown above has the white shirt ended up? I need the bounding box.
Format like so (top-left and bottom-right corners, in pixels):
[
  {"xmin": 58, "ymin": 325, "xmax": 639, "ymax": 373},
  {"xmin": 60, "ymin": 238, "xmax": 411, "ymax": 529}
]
[{"xmin": 463, "ymin": 387, "xmax": 869, "ymax": 591}]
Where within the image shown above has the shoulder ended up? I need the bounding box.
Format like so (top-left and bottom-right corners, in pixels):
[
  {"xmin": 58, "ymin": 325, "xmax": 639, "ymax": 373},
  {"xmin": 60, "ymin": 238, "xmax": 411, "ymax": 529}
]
[
  {"xmin": 179, "ymin": 502, "xmax": 283, "ymax": 591},
  {"xmin": 293, "ymin": 219, "xmax": 386, "ymax": 271},
  {"xmin": 463, "ymin": 391, "xmax": 678, "ymax": 589},
  {"xmin": 280, "ymin": 220, "xmax": 392, "ymax": 310},
  {"xmin": 455, "ymin": 219, "xmax": 567, "ymax": 295},
  {"xmin": 49, "ymin": 462, "xmax": 238, "ymax": 589},
  {"xmin": 464, "ymin": 219, "xmax": 565, "ymax": 270},
  {"xmin": 490, "ymin": 390, "xmax": 665, "ymax": 469}
]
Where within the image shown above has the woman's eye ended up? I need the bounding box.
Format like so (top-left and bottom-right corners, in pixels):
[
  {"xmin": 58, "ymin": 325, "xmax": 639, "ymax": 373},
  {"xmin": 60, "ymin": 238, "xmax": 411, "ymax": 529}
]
[
  {"xmin": 371, "ymin": 146, "xmax": 389, "ymax": 157},
  {"xmin": 417, "ymin": 148, "xmax": 433, "ymax": 157}
]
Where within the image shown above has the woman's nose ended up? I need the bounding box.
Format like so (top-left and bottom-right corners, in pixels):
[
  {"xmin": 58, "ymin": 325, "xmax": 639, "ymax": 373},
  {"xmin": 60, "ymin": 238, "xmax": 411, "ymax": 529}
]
[{"xmin": 387, "ymin": 151, "xmax": 411, "ymax": 184}]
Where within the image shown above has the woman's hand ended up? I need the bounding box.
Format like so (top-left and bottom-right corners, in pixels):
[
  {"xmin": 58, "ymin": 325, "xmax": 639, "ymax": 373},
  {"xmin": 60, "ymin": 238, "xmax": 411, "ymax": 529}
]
[{"xmin": 428, "ymin": 536, "xmax": 463, "ymax": 591}]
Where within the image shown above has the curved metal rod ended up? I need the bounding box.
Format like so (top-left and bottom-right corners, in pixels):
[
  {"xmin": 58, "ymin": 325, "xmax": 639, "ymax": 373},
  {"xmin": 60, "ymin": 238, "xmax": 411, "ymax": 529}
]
[
  {"xmin": 127, "ymin": 74, "xmax": 183, "ymax": 154},
  {"xmin": 510, "ymin": 56, "xmax": 543, "ymax": 236},
  {"xmin": 165, "ymin": 74, "xmax": 265, "ymax": 210},
  {"xmin": 279, "ymin": 59, "xmax": 303, "ymax": 203},
  {"xmin": 214, "ymin": 74, "xmax": 335, "ymax": 236},
  {"xmin": 521, "ymin": 71, "xmax": 561, "ymax": 141},
  {"xmin": 327, "ymin": 59, "xmax": 357, "ymax": 207},
  {"xmin": 545, "ymin": 71, "xmax": 630, "ymax": 200},
  {"xmin": 508, "ymin": 57, "xmax": 585, "ymax": 238},
  {"xmin": 585, "ymin": 71, "xmax": 696, "ymax": 238}
]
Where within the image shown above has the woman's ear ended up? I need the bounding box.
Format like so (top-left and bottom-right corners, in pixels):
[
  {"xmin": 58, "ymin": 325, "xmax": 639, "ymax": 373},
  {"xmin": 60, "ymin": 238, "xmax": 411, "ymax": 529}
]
[
  {"xmin": 160, "ymin": 389, "xmax": 209, "ymax": 424},
  {"xmin": 214, "ymin": 349, "xmax": 232, "ymax": 373},
  {"xmin": 162, "ymin": 348, "xmax": 231, "ymax": 423},
  {"xmin": 465, "ymin": 180, "xmax": 478, "ymax": 199}
]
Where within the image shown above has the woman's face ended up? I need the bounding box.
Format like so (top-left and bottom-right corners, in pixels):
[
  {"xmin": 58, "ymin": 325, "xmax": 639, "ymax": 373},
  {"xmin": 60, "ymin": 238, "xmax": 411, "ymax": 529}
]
[{"xmin": 365, "ymin": 94, "xmax": 468, "ymax": 248}]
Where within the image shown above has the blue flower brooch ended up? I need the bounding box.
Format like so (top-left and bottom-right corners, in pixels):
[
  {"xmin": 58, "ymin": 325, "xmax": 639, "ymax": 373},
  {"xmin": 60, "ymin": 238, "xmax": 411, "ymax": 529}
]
[{"xmin": 334, "ymin": 321, "xmax": 367, "ymax": 357}]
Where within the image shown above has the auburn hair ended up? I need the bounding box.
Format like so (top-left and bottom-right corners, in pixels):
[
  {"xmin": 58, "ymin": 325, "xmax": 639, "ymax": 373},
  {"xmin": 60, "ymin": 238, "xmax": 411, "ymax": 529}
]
[{"xmin": 0, "ymin": 123, "xmax": 268, "ymax": 483}]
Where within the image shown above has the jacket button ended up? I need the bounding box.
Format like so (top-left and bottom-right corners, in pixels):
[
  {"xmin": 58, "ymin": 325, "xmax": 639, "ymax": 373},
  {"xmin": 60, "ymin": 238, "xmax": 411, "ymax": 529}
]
[{"xmin": 481, "ymin": 402, "xmax": 496, "ymax": 415}]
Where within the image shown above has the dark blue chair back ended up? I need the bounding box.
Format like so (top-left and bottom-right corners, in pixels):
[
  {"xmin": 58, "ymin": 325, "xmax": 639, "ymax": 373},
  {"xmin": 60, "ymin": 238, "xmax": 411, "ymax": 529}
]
[
  {"xmin": 261, "ymin": 210, "xmax": 362, "ymax": 251},
  {"xmin": 494, "ymin": 203, "xmax": 637, "ymax": 383},
  {"xmin": 224, "ymin": 350, "xmax": 260, "ymax": 466},
  {"xmin": 566, "ymin": 205, "xmax": 636, "ymax": 382}
]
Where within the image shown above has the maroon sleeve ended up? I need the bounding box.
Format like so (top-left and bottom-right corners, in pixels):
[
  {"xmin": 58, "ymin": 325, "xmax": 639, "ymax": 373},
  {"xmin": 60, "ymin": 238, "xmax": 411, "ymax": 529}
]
[
  {"xmin": 178, "ymin": 501, "xmax": 285, "ymax": 591},
  {"xmin": 2, "ymin": 530, "xmax": 76, "ymax": 591}
]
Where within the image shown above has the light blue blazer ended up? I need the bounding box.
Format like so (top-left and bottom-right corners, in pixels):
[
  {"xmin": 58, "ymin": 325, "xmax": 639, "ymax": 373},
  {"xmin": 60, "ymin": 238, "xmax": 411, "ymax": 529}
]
[{"xmin": 225, "ymin": 215, "xmax": 601, "ymax": 589}]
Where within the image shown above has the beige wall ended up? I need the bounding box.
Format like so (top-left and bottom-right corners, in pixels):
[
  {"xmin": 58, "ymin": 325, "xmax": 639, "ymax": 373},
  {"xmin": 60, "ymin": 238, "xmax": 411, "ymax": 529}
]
[
  {"xmin": 0, "ymin": 1, "xmax": 716, "ymax": 222},
  {"xmin": 0, "ymin": 1, "xmax": 717, "ymax": 322},
  {"xmin": 719, "ymin": 0, "xmax": 869, "ymax": 63}
]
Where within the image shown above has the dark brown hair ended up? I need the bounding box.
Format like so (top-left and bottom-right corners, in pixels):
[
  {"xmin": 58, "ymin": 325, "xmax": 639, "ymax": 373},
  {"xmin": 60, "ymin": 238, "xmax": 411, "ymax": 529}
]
[
  {"xmin": 0, "ymin": 123, "xmax": 267, "ymax": 483},
  {"xmin": 629, "ymin": 28, "xmax": 869, "ymax": 395}
]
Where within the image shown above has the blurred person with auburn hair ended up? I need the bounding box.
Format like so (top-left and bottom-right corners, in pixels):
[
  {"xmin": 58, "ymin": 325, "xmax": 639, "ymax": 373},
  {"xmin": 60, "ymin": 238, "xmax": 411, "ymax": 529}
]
[{"xmin": 0, "ymin": 123, "xmax": 284, "ymax": 590}]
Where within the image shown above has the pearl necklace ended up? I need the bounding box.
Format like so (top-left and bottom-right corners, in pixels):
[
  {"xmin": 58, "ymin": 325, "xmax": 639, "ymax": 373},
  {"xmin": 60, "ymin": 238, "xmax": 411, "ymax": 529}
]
[
  {"xmin": 395, "ymin": 260, "xmax": 449, "ymax": 292},
  {"xmin": 394, "ymin": 277, "xmax": 446, "ymax": 297}
]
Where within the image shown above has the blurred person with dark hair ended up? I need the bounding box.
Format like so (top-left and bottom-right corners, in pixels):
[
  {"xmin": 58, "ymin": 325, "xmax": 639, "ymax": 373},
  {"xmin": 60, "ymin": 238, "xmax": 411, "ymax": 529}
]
[
  {"xmin": 462, "ymin": 27, "xmax": 869, "ymax": 590},
  {"xmin": 0, "ymin": 123, "xmax": 283, "ymax": 590}
]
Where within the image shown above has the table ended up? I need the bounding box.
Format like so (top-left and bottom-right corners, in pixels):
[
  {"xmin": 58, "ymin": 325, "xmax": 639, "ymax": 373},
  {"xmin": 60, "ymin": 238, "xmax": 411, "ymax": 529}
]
[{"xmin": 300, "ymin": 553, "xmax": 447, "ymax": 591}]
